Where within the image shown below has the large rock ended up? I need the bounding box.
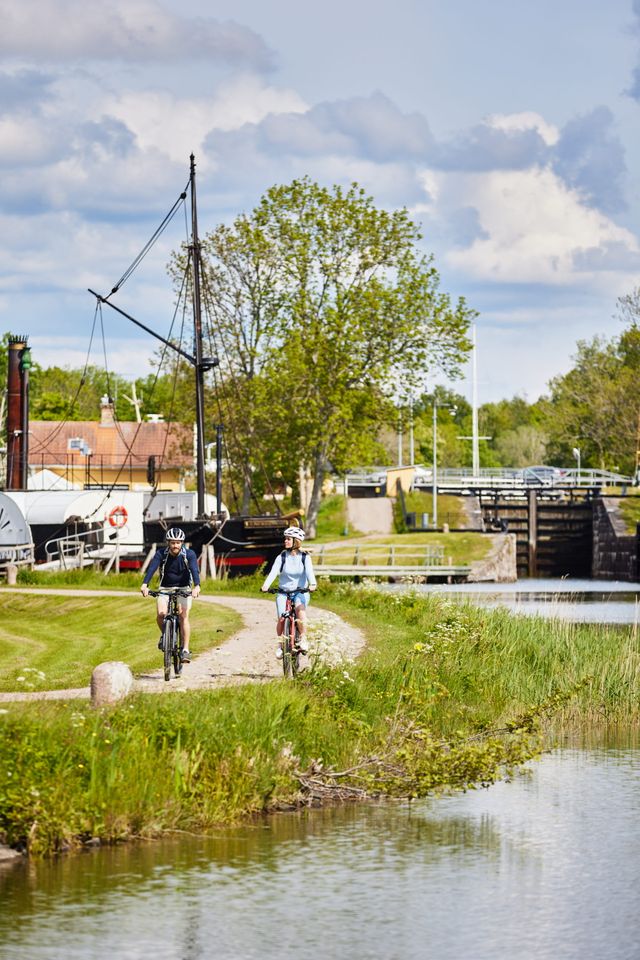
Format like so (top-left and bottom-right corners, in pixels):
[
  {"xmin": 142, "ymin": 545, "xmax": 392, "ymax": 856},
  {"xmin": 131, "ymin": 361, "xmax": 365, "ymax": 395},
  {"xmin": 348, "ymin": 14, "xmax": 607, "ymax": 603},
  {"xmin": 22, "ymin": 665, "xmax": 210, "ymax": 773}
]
[{"xmin": 91, "ymin": 661, "xmax": 134, "ymax": 707}]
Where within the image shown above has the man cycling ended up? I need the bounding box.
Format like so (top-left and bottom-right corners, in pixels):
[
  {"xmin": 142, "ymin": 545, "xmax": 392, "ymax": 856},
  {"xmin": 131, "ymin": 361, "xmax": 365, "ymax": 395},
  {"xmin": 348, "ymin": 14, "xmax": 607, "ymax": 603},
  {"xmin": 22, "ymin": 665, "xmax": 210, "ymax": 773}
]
[
  {"xmin": 140, "ymin": 527, "xmax": 201, "ymax": 663},
  {"xmin": 261, "ymin": 525, "xmax": 316, "ymax": 659}
]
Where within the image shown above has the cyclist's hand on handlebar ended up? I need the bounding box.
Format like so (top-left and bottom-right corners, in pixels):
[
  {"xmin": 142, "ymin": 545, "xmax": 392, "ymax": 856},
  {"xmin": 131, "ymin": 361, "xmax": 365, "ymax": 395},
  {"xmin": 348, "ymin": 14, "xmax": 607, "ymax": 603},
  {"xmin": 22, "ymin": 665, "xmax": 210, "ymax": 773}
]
[
  {"xmin": 192, "ymin": 585, "xmax": 201, "ymax": 599},
  {"xmin": 140, "ymin": 584, "xmax": 149, "ymax": 597},
  {"xmin": 308, "ymin": 585, "xmax": 317, "ymax": 592}
]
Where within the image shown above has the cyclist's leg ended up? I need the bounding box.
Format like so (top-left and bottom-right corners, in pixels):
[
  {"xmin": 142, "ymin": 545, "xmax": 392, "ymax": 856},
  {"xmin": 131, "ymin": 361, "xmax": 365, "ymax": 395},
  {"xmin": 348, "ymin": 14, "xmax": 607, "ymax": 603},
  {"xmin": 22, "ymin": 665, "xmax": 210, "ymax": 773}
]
[
  {"xmin": 274, "ymin": 593, "xmax": 286, "ymax": 658},
  {"xmin": 177, "ymin": 595, "xmax": 193, "ymax": 660},
  {"xmin": 156, "ymin": 594, "xmax": 169, "ymax": 649},
  {"xmin": 294, "ymin": 592, "xmax": 309, "ymax": 651}
]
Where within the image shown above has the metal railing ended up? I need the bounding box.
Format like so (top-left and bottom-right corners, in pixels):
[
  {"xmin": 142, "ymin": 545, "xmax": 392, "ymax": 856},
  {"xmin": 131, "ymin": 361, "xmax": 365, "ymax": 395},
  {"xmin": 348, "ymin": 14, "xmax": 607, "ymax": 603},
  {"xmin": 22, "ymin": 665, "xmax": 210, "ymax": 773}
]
[
  {"xmin": 313, "ymin": 542, "xmax": 446, "ymax": 566},
  {"xmin": 412, "ymin": 467, "xmax": 633, "ymax": 488}
]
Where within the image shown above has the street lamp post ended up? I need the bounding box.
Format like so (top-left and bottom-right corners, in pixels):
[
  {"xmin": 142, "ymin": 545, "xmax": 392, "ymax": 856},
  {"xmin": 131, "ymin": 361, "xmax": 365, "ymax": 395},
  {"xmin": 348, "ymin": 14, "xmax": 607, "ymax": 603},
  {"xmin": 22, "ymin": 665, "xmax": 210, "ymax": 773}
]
[
  {"xmin": 433, "ymin": 400, "xmax": 438, "ymax": 529},
  {"xmin": 572, "ymin": 447, "xmax": 581, "ymax": 483}
]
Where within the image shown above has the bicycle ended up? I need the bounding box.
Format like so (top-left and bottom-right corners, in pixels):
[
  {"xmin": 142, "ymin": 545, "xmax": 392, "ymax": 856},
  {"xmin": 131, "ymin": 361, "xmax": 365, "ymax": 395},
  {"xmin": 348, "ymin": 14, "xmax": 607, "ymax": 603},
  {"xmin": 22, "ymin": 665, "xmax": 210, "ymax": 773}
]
[
  {"xmin": 268, "ymin": 588, "xmax": 305, "ymax": 678},
  {"xmin": 148, "ymin": 587, "xmax": 192, "ymax": 681}
]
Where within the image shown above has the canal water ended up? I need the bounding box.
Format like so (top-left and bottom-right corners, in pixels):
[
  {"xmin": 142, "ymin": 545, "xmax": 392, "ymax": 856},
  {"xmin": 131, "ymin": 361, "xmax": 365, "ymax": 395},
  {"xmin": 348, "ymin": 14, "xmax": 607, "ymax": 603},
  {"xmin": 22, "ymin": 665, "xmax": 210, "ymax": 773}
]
[
  {"xmin": 389, "ymin": 577, "xmax": 640, "ymax": 624},
  {"xmin": 2, "ymin": 582, "xmax": 639, "ymax": 959},
  {"xmin": 1, "ymin": 740, "xmax": 639, "ymax": 960}
]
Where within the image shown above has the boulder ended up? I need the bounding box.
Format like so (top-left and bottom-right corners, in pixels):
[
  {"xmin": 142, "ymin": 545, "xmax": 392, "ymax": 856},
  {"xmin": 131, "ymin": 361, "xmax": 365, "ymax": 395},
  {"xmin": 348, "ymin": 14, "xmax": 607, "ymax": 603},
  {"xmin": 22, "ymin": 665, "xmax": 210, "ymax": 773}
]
[{"xmin": 91, "ymin": 661, "xmax": 134, "ymax": 708}]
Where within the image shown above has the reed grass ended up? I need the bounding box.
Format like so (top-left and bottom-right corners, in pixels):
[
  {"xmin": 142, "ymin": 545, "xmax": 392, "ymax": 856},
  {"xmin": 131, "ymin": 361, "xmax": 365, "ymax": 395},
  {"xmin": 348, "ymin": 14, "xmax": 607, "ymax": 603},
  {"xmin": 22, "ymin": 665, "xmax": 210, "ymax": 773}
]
[{"xmin": 1, "ymin": 578, "xmax": 639, "ymax": 856}]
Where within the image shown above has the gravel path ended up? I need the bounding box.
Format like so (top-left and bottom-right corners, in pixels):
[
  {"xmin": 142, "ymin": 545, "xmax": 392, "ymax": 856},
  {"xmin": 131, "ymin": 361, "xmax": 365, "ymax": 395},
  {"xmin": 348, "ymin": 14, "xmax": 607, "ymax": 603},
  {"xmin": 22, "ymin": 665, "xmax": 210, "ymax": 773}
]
[{"xmin": 0, "ymin": 589, "xmax": 367, "ymax": 702}]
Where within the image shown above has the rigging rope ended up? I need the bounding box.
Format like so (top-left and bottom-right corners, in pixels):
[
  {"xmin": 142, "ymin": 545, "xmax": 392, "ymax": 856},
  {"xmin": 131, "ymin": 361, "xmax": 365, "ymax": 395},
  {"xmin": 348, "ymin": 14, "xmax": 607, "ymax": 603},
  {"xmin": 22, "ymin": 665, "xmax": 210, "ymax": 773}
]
[
  {"xmin": 31, "ymin": 301, "xmax": 101, "ymax": 456},
  {"xmin": 107, "ymin": 182, "xmax": 189, "ymax": 296}
]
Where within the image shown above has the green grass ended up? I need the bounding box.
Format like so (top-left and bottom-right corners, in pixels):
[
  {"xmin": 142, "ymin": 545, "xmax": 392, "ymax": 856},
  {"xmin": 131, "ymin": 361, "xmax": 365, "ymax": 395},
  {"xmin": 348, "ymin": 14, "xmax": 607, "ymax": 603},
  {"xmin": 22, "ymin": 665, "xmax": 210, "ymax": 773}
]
[
  {"xmin": 311, "ymin": 531, "xmax": 491, "ymax": 566},
  {"xmin": 2, "ymin": 578, "xmax": 640, "ymax": 855},
  {"xmin": 311, "ymin": 494, "xmax": 363, "ymax": 541},
  {"xmin": 617, "ymin": 495, "xmax": 640, "ymax": 535},
  {"xmin": 401, "ymin": 491, "xmax": 467, "ymax": 529},
  {"xmin": 0, "ymin": 593, "xmax": 240, "ymax": 692}
]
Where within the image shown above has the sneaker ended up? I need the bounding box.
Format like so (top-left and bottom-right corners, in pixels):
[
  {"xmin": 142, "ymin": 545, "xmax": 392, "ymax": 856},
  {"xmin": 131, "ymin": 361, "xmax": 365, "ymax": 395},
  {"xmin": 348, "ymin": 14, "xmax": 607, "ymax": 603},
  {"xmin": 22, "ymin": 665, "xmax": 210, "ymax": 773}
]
[
  {"xmin": 297, "ymin": 637, "xmax": 309, "ymax": 654},
  {"xmin": 275, "ymin": 644, "xmax": 283, "ymax": 660},
  {"xmin": 180, "ymin": 648, "xmax": 191, "ymax": 663}
]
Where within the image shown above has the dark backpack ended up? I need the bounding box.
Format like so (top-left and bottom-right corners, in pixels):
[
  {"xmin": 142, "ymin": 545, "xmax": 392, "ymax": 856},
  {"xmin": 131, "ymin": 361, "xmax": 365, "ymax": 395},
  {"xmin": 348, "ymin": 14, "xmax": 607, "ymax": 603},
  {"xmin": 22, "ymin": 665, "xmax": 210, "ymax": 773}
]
[{"xmin": 160, "ymin": 546, "xmax": 192, "ymax": 584}]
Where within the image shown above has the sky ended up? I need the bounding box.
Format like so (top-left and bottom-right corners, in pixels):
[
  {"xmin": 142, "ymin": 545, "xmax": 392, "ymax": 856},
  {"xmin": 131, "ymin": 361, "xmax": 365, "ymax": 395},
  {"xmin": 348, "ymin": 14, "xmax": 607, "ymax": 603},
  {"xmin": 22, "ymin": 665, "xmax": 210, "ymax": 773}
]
[{"xmin": 2, "ymin": 0, "xmax": 640, "ymax": 405}]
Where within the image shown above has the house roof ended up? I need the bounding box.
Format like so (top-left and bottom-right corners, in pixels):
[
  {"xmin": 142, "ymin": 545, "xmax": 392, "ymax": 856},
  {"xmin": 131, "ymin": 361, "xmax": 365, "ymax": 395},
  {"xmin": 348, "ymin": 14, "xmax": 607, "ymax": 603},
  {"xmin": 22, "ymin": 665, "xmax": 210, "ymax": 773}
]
[{"xmin": 28, "ymin": 419, "xmax": 193, "ymax": 469}]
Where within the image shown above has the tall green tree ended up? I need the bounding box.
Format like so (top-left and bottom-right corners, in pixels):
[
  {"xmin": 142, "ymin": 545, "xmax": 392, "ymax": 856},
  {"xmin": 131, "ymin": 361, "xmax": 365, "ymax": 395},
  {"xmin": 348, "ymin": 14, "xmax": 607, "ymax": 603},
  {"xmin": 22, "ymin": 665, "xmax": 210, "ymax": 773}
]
[
  {"xmin": 244, "ymin": 179, "xmax": 474, "ymax": 534},
  {"xmin": 544, "ymin": 326, "xmax": 640, "ymax": 474},
  {"xmin": 180, "ymin": 178, "xmax": 474, "ymax": 532}
]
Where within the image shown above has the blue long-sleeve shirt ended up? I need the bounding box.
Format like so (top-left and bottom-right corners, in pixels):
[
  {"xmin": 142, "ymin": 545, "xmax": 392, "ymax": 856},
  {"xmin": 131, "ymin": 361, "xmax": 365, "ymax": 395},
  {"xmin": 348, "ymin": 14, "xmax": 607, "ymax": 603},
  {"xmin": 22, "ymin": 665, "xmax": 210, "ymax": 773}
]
[
  {"xmin": 262, "ymin": 550, "xmax": 316, "ymax": 592},
  {"xmin": 143, "ymin": 547, "xmax": 200, "ymax": 588}
]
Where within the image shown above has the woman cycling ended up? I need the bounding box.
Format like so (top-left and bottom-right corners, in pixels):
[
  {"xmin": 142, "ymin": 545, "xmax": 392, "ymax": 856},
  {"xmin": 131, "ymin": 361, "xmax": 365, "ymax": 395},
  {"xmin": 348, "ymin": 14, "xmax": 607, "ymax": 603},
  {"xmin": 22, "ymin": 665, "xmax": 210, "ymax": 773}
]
[{"xmin": 261, "ymin": 525, "xmax": 317, "ymax": 659}]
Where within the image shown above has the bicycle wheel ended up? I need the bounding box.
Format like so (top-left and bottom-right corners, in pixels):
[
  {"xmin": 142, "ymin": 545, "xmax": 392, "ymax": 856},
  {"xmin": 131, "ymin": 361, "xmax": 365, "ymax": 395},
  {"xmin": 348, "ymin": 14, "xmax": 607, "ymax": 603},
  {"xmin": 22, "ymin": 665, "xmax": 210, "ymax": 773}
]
[
  {"xmin": 173, "ymin": 620, "xmax": 183, "ymax": 677},
  {"xmin": 282, "ymin": 615, "xmax": 293, "ymax": 679},
  {"xmin": 291, "ymin": 618, "xmax": 301, "ymax": 677},
  {"xmin": 162, "ymin": 619, "xmax": 173, "ymax": 682}
]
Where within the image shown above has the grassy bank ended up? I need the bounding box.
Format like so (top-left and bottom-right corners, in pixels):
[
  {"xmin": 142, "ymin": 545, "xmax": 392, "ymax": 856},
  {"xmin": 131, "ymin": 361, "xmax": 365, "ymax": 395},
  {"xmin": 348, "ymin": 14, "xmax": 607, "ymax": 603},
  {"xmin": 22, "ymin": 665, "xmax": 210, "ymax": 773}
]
[
  {"xmin": 0, "ymin": 592, "xmax": 240, "ymax": 692},
  {"xmin": 398, "ymin": 491, "xmax": 467, "ymax": 530},
  {"xmin": 1, "ymin": 577, "xmax": 639, "ymax": 856},
  {"xmin": 311, "ymin": 531, "xmax": 491, "ymax": 566}
]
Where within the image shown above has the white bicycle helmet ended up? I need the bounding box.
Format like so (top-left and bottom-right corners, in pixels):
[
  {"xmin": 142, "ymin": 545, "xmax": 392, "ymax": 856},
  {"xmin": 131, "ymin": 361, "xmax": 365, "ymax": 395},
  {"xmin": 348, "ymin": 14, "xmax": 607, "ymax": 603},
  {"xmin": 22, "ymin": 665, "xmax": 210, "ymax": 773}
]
[
  {"xmin": 166, "ymin": 526, "xmax": 186, "ymax": 542},
  {"xmin": 283, "ymin": 525, "xmax": 305, "ymax": 541}
]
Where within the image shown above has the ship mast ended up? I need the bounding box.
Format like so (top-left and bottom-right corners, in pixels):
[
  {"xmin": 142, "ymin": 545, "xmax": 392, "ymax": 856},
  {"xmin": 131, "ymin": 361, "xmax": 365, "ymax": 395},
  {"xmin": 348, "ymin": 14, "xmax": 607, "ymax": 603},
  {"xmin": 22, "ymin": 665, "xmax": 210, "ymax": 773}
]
[
  {"xmin": 88, "ymin": 155, "xmax": 217, "ymax": 517},
  {"xmin": 190, "ymin": 154, "xmax": 208, "ymax": 517}
]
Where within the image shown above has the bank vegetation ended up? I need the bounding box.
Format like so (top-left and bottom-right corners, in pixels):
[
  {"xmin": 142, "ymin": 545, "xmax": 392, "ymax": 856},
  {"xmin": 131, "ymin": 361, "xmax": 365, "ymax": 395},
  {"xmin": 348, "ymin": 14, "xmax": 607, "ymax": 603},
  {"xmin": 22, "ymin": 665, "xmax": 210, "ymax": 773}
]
[{"xmin": 1, "ymin": 579, "xmax": 638, "ymax": 857}]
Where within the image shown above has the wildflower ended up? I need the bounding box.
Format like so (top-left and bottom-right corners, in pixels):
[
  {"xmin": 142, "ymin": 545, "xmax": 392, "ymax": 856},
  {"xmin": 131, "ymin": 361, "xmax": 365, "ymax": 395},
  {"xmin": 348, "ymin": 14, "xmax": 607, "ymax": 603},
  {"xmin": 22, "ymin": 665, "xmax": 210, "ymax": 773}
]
[
  {"xmin": 0, "ymin": 709, "xmax": 8, "ymax": 715},
  {"xmin": 16, "ymin": 676, "xmax": 25, "ymax": 683}
]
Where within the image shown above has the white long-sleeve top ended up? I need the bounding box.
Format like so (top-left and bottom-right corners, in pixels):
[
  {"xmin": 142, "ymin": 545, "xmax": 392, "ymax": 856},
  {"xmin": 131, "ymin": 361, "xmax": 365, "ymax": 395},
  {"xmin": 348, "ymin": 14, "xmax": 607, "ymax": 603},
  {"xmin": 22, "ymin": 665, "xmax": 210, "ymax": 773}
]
[{"xmin": 262, "ymin": 550, "xmax": 317, "ymax": 592}]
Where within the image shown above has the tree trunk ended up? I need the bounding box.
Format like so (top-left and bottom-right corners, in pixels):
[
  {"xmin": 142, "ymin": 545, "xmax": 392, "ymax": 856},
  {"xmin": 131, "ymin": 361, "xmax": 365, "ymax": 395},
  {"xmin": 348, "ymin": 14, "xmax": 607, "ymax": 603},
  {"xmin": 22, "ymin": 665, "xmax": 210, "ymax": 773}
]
[
  {"xmin": 241, "ymin": 476, "xmax": 252, "ymax": 515},
  {"xmin": 305, "ymin": 452, "xmax": 326, "ymax": 538}
]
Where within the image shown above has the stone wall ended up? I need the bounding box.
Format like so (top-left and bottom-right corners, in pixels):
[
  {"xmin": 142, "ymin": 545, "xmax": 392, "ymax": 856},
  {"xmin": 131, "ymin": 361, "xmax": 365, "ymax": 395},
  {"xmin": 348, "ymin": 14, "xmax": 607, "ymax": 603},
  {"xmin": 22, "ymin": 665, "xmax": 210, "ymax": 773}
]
[
  {"xmin": 467, "ymin": 533, "xmax": 517, "ymax": 583},
  {"xmin": 592, "ymin": 498, "xmax": 639, "ymax": 581}
]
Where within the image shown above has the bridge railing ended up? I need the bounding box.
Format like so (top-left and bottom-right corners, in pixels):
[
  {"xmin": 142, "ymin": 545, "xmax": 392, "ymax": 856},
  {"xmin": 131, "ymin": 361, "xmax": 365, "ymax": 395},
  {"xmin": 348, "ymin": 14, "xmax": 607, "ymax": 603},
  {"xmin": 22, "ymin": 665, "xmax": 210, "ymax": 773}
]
[
  {"xmin": 312, "ymin": 542, "xmax": 447, "ymax": 567},
  {"xmin": 413, "ymin": 467, "xmax": 633, "ymax": 488},
  {"xmin": 343, "ymin": 465, "xmax": 633, "ymax": 490}
]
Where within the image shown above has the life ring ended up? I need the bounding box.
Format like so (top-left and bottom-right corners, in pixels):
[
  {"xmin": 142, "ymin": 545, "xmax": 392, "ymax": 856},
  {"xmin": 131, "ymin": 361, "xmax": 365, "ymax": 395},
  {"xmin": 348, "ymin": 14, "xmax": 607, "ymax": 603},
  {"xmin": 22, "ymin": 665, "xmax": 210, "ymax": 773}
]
[{"xmin": 108, "ymin": 505, "xmax": 128, "ymax": 528}]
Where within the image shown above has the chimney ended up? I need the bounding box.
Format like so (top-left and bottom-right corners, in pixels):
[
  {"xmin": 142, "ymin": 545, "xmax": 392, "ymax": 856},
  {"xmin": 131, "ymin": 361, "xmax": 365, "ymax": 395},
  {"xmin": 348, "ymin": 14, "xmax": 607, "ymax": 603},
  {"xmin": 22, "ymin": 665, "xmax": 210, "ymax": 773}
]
[
  {"xmin": 100, "ymin": 395, "xmax": 115, "ymax": 427},
  {"xmin": 6, "ymin": 335, "xmax": 31, "ymax": 490}
]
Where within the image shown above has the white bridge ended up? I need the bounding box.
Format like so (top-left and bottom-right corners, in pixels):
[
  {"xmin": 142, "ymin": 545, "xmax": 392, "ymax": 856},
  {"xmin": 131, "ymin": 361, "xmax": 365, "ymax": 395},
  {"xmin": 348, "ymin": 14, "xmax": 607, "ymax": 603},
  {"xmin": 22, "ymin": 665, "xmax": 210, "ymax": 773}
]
[{"xmin": 344, "ymin": 466, "xmax": 633, "ymax": 493}]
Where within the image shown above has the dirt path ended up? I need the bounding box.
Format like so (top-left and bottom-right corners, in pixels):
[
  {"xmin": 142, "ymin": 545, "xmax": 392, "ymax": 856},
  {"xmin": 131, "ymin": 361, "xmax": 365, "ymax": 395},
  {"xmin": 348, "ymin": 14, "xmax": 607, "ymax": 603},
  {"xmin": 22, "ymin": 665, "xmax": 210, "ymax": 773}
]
[{"xmin": 0, "ymin": 589, "xmax": 367, "ymax": 702}]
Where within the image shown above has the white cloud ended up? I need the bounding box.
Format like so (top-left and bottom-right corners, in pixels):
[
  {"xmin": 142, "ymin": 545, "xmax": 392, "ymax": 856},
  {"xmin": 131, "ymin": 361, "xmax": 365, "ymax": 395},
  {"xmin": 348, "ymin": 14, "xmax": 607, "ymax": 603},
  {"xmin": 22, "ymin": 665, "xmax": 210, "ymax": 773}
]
[
  {"xmin": 0, "ymin": 0, "xmax": 272, "ymax": 67},
  {"xmin": 487, "ymin": 111, "xmax": 560, "ymax": 147},
  {"xmin": 102, "ymin": 75, "xmax": 307, "ymax": 164},
  {"xmin": 429, "ymin": 167, "xmax": 640, "ymax": 286},
  {"xmin": 0, "ymin": 116, "xmax": 54, "ymax": 165}
]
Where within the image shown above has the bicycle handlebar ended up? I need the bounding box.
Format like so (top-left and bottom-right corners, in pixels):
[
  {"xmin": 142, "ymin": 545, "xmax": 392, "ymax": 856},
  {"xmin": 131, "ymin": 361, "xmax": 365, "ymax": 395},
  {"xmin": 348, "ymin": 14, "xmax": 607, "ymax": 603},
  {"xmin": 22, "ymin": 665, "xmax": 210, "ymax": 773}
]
[
  {"xmin": 265, "ymin": 587, "xmax": 313, "ymax": 595},
  {"xmin": 147, "ymin": 588, "xmax": 193, "ymax": 598}
]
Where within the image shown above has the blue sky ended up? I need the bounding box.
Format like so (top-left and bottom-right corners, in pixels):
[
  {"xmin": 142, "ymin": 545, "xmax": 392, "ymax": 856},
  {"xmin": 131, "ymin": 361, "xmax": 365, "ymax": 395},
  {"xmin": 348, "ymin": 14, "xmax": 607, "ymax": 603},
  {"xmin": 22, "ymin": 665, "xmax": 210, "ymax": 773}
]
[{"xmin": 2, "ymin": 0, "xmax": 640, "ymax": 404}]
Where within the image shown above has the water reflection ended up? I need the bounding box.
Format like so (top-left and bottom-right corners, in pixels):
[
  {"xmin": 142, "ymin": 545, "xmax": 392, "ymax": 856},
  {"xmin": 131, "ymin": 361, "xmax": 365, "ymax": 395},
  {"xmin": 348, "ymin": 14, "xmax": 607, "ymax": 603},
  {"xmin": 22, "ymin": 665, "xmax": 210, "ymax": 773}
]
[
  {"xmin": 387, "ymin": 578, "xmax": 640, "ymax": 624},
  {"xmin": 2, "ymin": 742, "xmax": 640, "ymax": 960}
]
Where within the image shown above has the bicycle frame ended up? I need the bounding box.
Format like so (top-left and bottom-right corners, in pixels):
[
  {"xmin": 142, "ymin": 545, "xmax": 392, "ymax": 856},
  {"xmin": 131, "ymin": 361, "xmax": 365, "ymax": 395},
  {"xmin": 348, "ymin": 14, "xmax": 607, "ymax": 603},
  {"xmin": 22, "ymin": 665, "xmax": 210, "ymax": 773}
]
[
  {"xmin": 270, "ymin": 588, "xmax": 303, "ymax": 678},
  {"xmin": 148, "ymin": 587, "xmax": 191, "ymax": 681}
]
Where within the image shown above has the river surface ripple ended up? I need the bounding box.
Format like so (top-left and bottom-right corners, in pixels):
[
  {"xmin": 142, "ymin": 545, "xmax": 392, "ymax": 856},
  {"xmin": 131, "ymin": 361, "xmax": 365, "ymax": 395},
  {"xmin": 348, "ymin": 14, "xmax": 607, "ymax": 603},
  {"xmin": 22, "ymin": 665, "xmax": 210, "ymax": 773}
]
[{"xmin": 1, "ymin": 743, "xmax": 639, "ymax": 960}]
